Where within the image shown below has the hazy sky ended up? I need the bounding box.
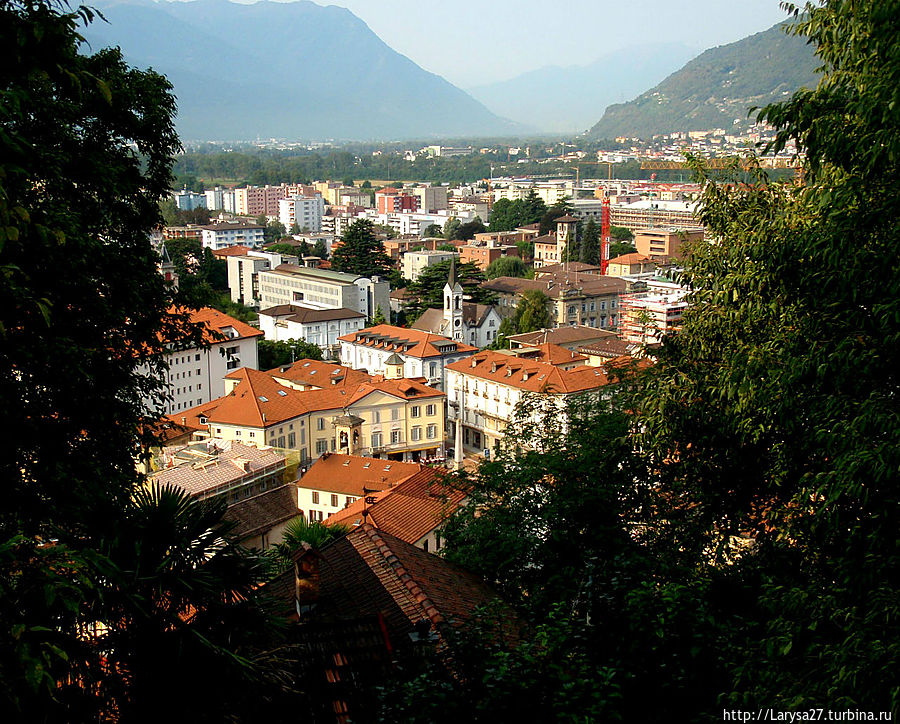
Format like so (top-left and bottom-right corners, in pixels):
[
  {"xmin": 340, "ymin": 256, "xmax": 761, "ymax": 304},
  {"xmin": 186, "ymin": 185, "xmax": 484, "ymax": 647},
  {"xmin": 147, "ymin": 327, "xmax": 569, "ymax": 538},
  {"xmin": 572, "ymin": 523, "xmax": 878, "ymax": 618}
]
[{"xmin": 315, "ymin": 0, "xmax": 793, "ymax": 87}]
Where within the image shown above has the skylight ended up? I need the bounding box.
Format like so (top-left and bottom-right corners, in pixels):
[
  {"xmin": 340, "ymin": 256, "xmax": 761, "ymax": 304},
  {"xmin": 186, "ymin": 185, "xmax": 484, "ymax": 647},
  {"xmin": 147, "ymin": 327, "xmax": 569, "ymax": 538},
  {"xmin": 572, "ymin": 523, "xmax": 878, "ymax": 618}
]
[
  {"xmin": 363, "ymin": 462, "xmax": 371, "ymax": 468},
  {"xmin": 258, "ymin": 396, "xmax": 268, "ymax": 402},
  {"xmin": 277, "ymin": 390, "xmax": 287, "ymax": 396}
]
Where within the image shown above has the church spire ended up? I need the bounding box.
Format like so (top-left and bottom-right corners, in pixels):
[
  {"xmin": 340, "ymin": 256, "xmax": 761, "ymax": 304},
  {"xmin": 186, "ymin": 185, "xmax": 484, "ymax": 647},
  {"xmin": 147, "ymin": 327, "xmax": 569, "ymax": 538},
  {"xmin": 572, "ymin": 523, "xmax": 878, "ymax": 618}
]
[{"xmin": 447, "ymin": 256, "xmax": 457, "ymax": 288}]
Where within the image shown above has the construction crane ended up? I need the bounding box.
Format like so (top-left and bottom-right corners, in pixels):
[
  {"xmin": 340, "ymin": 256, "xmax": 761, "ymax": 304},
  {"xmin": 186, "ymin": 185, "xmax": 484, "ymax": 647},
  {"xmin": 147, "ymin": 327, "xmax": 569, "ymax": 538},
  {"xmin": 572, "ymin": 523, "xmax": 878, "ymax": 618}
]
[
  {"xmin": 640, "ymin": 156, "xmax": 801, "ymax": 171},
  {"xmin": 600, "ymin": 196, "xmax": 611, "ymax": 275}
]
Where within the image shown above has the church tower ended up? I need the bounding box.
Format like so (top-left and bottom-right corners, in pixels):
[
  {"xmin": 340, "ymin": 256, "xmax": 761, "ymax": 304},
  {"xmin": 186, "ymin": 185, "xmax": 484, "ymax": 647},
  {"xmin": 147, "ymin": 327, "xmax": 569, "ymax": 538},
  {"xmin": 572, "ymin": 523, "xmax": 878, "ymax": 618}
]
[
  {"xmin": 442, "ymin": 257, "xmax": 464, "ymax": 341},
  {"xmin": 159, "ymin": 242, "xmax": 179, "ymax": 291}
]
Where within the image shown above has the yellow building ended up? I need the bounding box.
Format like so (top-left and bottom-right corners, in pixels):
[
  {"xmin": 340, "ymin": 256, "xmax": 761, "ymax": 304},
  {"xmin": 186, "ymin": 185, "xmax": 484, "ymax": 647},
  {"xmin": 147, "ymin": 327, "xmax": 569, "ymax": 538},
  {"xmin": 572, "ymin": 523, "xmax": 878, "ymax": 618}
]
[{"xmin": 168, "ymin": 359, "xmax": 446, "ymax": 464}]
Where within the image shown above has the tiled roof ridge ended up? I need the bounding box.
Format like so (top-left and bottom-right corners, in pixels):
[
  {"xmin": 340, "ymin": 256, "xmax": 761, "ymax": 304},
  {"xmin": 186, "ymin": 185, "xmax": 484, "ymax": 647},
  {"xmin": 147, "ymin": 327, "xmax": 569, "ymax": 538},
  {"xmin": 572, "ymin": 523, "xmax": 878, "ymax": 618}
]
[{"xmin": 362, "ymin": 524, "xmax": 446, "ymax": 628}]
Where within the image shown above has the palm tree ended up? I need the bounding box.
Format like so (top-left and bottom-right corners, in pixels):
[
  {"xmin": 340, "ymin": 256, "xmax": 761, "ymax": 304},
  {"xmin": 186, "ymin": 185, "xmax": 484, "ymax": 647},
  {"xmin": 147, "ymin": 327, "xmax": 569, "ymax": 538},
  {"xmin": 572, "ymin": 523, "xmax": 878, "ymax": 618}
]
[{"xmin": 85, "ymin": 484, "xmax": 298, "ymax": 721}]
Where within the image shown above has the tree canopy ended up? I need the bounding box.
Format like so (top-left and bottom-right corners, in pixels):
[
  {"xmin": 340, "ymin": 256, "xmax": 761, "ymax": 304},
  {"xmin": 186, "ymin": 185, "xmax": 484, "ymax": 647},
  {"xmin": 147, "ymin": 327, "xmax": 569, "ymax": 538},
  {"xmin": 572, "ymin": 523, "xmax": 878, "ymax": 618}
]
[
  {"xmin": 258, "ymin": 339, "xmax": 324, "ymax": 369},
  {"xmin": 488, "ymin": 190, "xmax": 547, "ymax": 232},
  {"xmin": 403, "ymin": 259, "xmax": 494, "ymax": 322},
  {"xmin": 485, "ymin": 256, "xmax": 528, "ymax": 279},
  {"xmin": 0, "ymin": 1, "xmax": 296, "ymax": 717},
  {"xmin": 330, "ymin": 218, "xmax": 393, "ymax": 278}
]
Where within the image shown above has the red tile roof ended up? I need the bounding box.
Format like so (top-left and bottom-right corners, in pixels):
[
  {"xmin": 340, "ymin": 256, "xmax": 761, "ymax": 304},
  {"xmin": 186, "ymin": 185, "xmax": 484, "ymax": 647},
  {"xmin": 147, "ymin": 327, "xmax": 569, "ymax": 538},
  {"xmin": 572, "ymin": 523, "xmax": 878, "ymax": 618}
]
[
  {"xmin": 183, "ymin": 306, "xmax": 263, "ymax": 344},
  {"xmin": 297, "ymin": 454, "xmax": 425, "ymax": 496},
  {"xmin": 304, "ymin": 524, "xmax": 500, "ymax": 642},
  {"xmin": 326, "ymin": 468, "xmax": 465, "ymax": 545},
  {"xmin": 338, "ymin": 324, "xmax": 477, "ymax": 359},
  {"xmin": 446, "ymin": 349, "xmax": 615, "ymax": 394}
]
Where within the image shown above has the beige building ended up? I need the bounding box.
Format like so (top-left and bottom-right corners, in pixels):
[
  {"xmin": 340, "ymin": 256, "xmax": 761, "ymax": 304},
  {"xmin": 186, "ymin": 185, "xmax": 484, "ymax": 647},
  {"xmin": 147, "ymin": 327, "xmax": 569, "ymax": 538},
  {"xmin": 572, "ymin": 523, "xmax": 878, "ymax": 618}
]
[
  {"xmin": 482, "ymin": 272, "xmax": 626, "ymax": 330},
  {"xmin": 607, "ymin": 252, "xmax": 657, "ymax": 277},
  {"xmin": 634, "ymin": 227, "xmax": 704, "ymax": 261},
  {"xmin": 618, "ymin": 282, "xmax": 690, "ymax": 345},
  {"xmin": 402, "ymin": 249, "xmax": 458, "ymax": 282},
  {"xmin": 257, "ymin": 264, "xmax": 390, "ymax": 319}
]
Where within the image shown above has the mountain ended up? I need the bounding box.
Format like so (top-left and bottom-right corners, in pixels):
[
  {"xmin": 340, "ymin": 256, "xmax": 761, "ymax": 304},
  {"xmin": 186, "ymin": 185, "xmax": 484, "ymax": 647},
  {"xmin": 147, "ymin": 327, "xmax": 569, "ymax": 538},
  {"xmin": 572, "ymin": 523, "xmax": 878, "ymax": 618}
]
[
  {"xmin": 468, "ymin": 43, "xmax": 699, "ymax": 134},
  {"xmin": 81, "ymin": 0, "xmax": 521, "ymax": 141},
  {"xmin": 587, "ymin": 20, "xmax": 819, "ymax": 139}
]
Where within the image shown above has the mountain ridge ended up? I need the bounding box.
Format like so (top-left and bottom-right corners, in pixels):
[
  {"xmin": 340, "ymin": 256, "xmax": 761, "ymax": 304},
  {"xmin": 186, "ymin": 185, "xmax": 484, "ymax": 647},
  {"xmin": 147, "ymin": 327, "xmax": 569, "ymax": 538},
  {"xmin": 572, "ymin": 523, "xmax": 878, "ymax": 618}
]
[
  {"xmin": 588, "ymin": 20, "xmax": 819, "ymax": 139},
  {"xmin": 82, "ymin": 0, "xmax": 523, "ymax": 141}
]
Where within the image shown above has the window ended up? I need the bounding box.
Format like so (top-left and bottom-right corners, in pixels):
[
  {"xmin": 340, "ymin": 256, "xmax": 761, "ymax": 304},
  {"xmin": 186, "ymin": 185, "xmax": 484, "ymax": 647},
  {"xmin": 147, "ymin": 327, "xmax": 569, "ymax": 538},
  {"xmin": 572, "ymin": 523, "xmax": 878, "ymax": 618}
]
[
  {"xmin": 249, "ymin": 432, "xmax": 255, "ymax": 438},
  {"xmin": 411, "ymin": 405, "xmax": 420, "ymax": 418},
  {"xmin": 330, "ymin": 494, "xmax": 338, "ymax": 507},
  {"xmin": 390, "ymin": 430, "xmax": 401, "ymax": 445},
  {"xmin": 372, "ymin": 410, "xmax": 380, "ymax": 423},
  {"xmin": 371, "ymin": 432, "xmax": 382, "ymax": 448},
  {"xmin": 235, "ymin": 430, "xmax": 241, "ymax": 436},
  {"xmin": 197, "ymin": 368, "xmax": 201, "ymax": 376},
  {"xmin": 316, "ymin": 439, "xmax": 328, "ymax": 454},
  {"xmin": 411, "ymin": 426, "xmax": 422, "ymax": 441},
  {"xmin": 391, "ymin": 407, "xmax": 399, "ymax": 421},
  {"xmin": 317, "ymin": 417, "xmax": 325, "ymax": 431},
  {"xmin": 195, "ymin": 354, "xmax": 201, "ymax": 361},
  {"xmin": 288, "ymin": 432, "xmax": 296, "ymax": 448},
  {"xmin": 346, "ymin": 496, "xmax": 355, "ymax": 506},
  {"xmin": 312, "ymin": 492, "xmax": 319, "ymax": 504},
  {"xmin": 427, "ymin": 424, "xmax": 437, "ymax": 439}
]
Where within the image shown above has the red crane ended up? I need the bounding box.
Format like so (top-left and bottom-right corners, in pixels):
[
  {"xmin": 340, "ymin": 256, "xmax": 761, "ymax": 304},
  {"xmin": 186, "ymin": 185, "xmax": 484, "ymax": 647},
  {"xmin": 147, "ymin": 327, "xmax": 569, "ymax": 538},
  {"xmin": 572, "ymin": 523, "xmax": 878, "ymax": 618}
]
[{"xmin": 600, "ymin": 196, "xmax": 611, "ymax": 275}]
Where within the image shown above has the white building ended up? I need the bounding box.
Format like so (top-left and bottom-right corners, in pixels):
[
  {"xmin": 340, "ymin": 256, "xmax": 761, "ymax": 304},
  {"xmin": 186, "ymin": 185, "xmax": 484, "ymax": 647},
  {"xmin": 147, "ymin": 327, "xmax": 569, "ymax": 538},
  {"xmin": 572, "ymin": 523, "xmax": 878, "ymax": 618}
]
[
  {"xmin": 401, "ymin": 249, "xmax": 458, "ymax": 282},
  {"xmin": 141, "ymin": 307, "xmax": 262, "ymax": 416},
  {"xmin": 200, "ymin": 222, "xmax": 265, "ymax": 251},
  {"xmin": 204, "ymin": 186, "xmax": 226, "ymax": 211},
  {"xmin": 445, "ymin": 347, "xmax": 617, "ymax": 460},
  {"xmin": 226, "ymin": 249, "xmax": 299, "ymax": 307},
  {"xmin": 258, "ymin": 304, "xmax": 366, "ymax": 359},
  {"xmin": 339, "ymin": 324, "xmax": 476, "ymax": 390},
  {"xmin": 278, "ymin": 195, "xmax": 325, "ymax": 233},
  {"xmin": 256, "ymin": 264, "xmax": 390, "ymax": 320}
]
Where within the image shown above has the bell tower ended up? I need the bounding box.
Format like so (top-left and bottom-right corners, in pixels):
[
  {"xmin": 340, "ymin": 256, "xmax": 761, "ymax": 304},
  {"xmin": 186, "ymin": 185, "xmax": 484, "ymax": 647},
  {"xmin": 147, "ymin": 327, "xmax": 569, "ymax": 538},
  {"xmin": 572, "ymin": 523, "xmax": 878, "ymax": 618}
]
[{"xmin": 442, "ymin": 257, "xmax": 464, "ymax": 341}]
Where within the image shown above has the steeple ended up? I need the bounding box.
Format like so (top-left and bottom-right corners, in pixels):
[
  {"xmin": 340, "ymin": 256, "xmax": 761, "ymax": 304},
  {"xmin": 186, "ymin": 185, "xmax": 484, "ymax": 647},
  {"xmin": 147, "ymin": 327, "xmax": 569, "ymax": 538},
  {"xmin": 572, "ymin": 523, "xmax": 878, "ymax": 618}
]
[{"xmin": 442, "ymin": 256, "xmax": 464, "ymax": 341}]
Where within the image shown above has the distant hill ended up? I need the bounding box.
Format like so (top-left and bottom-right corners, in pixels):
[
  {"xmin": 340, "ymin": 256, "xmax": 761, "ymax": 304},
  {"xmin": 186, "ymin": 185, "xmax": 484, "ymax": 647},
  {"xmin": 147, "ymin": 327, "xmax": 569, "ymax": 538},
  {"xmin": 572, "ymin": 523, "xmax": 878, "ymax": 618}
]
[
  {"xmin": 587, "ymin": 20, "xmax": 819, "ymax": 139},
  {"xmin": 82, "ymin": 0, "xmax": 521, "ymax": 141},
  {"xmin": 468, "ymin": 43, "xmax": 699, "ymax": 134}
]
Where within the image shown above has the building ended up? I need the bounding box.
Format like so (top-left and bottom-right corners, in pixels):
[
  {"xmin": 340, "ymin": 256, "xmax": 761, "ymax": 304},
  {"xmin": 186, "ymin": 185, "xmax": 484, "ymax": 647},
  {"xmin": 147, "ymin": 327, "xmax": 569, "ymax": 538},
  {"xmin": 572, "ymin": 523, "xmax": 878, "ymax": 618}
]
[
  {"xmin": 410, "ymin": 185, "xmax": 449, "ymax": 212},
  {"xmin": 278, "ymin": 195, "xmax": 325, "ymax": 233},
  {"xmin": 410, "ymin": 261, "xmax": 502, "ymax": 348},
  {"xmin": 149, "ymin": 438, "xmax": 297, "ymax": 551},
  {"xmin": 375, "ymin": 188, "xmax": 419, "ymax": 214},
  {"xmin": 607, "ymin": 253, "xmax": 656, "ymax": 277},
  {"xmin": 258, "ymin": 304, "xmax": 366, "ymax": 358},
  {"xmin": 200, "ymin": 222, "xmax": 265, "ymax": 251},
  {"xmin": 445, "ymin": 347, "xmax": 619, "ymax": 459},
  {"xmin": 226, "ymin": 249, "xmax": 299, "ymax": 307},
  {"xmin": 204, "ymin": 186, "xmax": 226, "ymax": 211},
  {"xmin": 610, "ymin": 199, "xmax": 700, "ymax": 231},
  {"xmin": 457, "ymin": 241, "xmax": 519, "ymax": 272},
  {"xmin": 295, "ymin": 453, "xmax": 425, "ymax": 522},
  {"xmin": 141, "ymin": 307, "xmax": 262, "ymax": 416},
  {"xmin": 233, "ymin": 185, "xmax": 288, "ymax": 217},
  {"xmin": 618, "ymin": 282, "xmax": 690, "ymax": 344},
  {"xmin": 401, "ymin": 249, "xmax": 458, "ymax": 282},
  {"xmin": 506, "ymin": 325, "xmax": 622, "ymax": 352},
  {"xmin": 168, "ymin": 362, "xmax": 447, "ymax": 464},
  {"xmin": 327, "ymin": 466, "xmax": 465, "ymax": 553},
  {"xmin": 172, "ymin": 189, "xmax": 206, "ymax": 211},
  {"xmin": 482, "ymin": 272, "xmax": 626, "ymax": 330},
  {"xmin": 256, "ymin": 264, "xmax": 390, "ymax": 319},
  {"xmin": 634, "ymin": 227, "xmax": 704, "ymax": 261},
  {"xmin": 339, "ymin": 324, "xmax": 477, "ymax": 390}
]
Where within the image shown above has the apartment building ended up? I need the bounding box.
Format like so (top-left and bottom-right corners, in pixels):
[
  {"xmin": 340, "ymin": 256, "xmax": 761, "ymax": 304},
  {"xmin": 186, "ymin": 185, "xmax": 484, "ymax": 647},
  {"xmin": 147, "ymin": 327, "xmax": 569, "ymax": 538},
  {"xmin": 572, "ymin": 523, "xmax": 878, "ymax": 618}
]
[
  {"xmin": 607, "ymin": 253, "xmax": 657, "ymax": 277},
  {"xmin": 445, "ymin": 346, "xmax": 617, "ymax": 459},
  {"xmin": 226, "ymin": 249, "xmax": 299, "ymax": 307},
  {"xmin": 141, "ymin": 307, "xmax": 262, "ymax": 416},
  {"xmin": 402, "ymin": 249, "xmax": 458, "ymax": 282},
  {"xmin": 278, "ymin": 195, "xmax": 325, "ymax": 232},
  {"xmin": 634, "ymin": 227, "xmax": 704, "ymax": 261},
  {"xmin": 610, "ymin": 199, "xmax": 700, "ymax": 231},
  {"xmin": 410, "ymin": 185, "xmax": 449, "ymax": 212},
  {"xmin": 256, "ymin": 264, "xmax": 390, "ymax": 319},
  {"xmin": 618, "ymin": 282, "xmax": 690, "ymax": 345},
  {"xmin": 200, "ymin": 222, "xmax": 265, "ymax": 251},
  {"xmin": 376, "ymin": 188, "xmax": 419, "ymax": 214}
]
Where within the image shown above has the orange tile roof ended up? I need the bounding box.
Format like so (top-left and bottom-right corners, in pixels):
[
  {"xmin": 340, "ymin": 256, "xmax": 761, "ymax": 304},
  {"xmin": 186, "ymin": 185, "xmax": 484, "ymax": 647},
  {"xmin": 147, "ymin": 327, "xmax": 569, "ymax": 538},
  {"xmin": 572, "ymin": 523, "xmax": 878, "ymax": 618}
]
[
  {"xmin": 176, "ymin": 366, "xmax": 445, "ymax": 432},
  {"xmin": 327, "ymin": 468, "xmax": 466, "ymax": 545},
  {"xmin": 338, "ymin": 324, "xmax": 477, "ymax": 359},
  {"xmin": 297, "ymin": 454, "xmax": 425, "ymax": 496},
  {"xmin": 608, "ymin": 252, "xmax": 653, "ymax": 265},
  {"xmin": 263, "ymin": 359, "xmax": 371, "ymax": 390},
  {"xmin": 210, "ymin": 245, "xmax": 253, "ymax": 258},
  {"xmin": 513, "ymin": 343, "xmax": 588, "ymax": 366},
  {"xmin": 446, "ymin": 349, "xmax": 614, "ymax": 394}
]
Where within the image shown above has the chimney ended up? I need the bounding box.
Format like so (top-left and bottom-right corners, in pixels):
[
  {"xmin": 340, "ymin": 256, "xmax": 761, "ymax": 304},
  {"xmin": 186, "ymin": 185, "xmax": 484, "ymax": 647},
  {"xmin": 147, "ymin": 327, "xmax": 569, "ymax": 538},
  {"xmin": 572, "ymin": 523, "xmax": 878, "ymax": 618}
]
[{"xmin": 294, "ymin": 545, "xmax": 321, "ymax": 612}]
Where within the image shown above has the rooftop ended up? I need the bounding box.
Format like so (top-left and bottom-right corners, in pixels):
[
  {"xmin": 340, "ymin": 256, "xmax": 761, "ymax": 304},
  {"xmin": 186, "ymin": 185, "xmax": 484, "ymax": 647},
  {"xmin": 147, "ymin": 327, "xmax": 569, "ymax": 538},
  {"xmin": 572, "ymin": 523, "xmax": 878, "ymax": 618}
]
[
  {"xmin": 297, "ymin": 453, "xmax": 425, "ymax": 496},
  {"xmin": 339, "ymin": 324, "xmax": 477, "ymax": 359}
]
